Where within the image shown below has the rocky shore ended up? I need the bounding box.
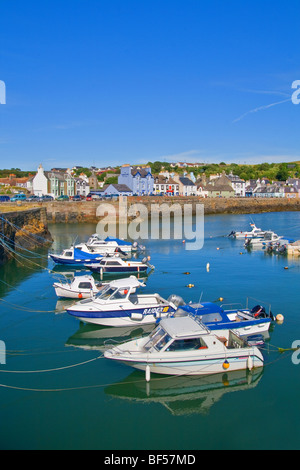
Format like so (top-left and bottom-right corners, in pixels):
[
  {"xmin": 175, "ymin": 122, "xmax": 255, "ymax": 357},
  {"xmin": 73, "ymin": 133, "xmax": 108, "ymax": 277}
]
[{"xmin": 0, "ymin": 207, "xmax": 53, "ymax": 264}]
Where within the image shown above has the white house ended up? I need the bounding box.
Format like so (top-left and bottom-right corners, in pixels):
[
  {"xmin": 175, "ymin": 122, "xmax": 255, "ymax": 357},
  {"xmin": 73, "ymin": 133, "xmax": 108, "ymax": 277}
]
[
  {"xmin": 75, "ymin": 176, "xmax": 90, "ymax": 197},
  {"xmin": 177, "ymin": 176, "xmax": 197, "ymax": 196},
  {"xmin": 227, "ymin": 172, "xmax": 246, "ymax": 197},
  {"xmin": 32, "ymin": 164, "xmax": 50, "ymax": 197}
]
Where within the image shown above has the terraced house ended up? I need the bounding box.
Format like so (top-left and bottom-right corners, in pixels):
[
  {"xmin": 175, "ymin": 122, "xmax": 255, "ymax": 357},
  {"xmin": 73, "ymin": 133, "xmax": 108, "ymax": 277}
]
[{"xmin": 32, "ymin": 165, "xmax": 76, "ymax": 198}]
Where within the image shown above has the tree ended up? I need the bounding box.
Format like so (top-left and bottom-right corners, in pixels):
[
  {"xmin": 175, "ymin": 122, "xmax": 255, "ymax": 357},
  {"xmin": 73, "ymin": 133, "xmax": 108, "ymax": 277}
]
[
  {"xmin": 105, "ymin": 176, "xmax": 118, "ymax": 185},
  {"xmin": 276, "ymin": 164, "xmax": 289, "ymax": 182}
]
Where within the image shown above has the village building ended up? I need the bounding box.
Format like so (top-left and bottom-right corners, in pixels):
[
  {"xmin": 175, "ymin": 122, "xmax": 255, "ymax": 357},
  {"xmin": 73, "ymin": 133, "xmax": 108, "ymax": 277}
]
[
  {"xmin": 153, "ymin": 175, "xmax": 179, "ymax": 195},
  {"xmin": 227, "ymin": 172, "xmax": 246, "ymax": 197},
  {"xmin": 198, "ymin": 172, "xmax": 235, "ymax": 198},
  {"xmin": 32, "ymin": 165, "xmax": 76, "ymax": 198},
  {"xmin": 118, "ymin": 165, "xmax": 154, "ymax": 195},
  {"xmin": 101, "ymin": 183, "xmax": 133, "ymax": 196}
]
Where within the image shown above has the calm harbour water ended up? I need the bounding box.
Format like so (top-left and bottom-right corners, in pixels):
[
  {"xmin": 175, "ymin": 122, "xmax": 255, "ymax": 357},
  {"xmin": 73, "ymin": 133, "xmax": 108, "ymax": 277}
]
[{"xmin": 0, "ymin": 211, "xmax": 300, "ymax": 450}]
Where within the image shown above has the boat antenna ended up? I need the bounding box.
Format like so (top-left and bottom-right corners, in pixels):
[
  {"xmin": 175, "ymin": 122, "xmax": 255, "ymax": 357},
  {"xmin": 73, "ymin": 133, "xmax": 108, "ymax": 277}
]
[{"xmin": 72, "ymin": 235, "xmax": 78, "ymax": 247}]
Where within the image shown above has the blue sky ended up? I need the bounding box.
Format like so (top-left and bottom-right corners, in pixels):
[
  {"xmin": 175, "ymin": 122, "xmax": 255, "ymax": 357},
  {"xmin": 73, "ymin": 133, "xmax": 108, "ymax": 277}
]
[{"xmin": 0, "ymin": 0, "xmax": 299, "ymax": 170}]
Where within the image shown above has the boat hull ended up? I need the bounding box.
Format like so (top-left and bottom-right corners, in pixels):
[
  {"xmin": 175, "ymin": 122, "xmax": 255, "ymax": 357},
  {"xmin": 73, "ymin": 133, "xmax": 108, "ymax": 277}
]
[
  {"xmin": 87, "ymin": 265, "xmax": 148, "ymax": 274},
  {"xmin": 54, "ymin": 284, "xmax": 96, "ymax": 299},
  {"xmin": 49, "ymin": 254, "xmax": 102, "ymax": 265},
  {"xmin": 67, "ymin": 306, "xmax": 176, "ymax": 327},
  {"xmin": 107, "ymin": 352, "xmax": 264, "ymax": 376}
]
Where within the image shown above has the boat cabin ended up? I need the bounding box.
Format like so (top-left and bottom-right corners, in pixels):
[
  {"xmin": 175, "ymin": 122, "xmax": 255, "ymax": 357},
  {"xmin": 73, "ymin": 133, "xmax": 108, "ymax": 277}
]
[{"xmin": 143, "ymin": 316, "xmax": 249, "ymax": 353}]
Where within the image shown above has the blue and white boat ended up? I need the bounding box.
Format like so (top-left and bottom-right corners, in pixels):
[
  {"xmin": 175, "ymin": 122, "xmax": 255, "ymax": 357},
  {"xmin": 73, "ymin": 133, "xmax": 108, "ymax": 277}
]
[
  {"xmin": 176, "ymin": 301, "xmax": 273, "ymax": 337},
  {"xmin": 66, "ymin": 276, "xmax": 179, "ymax": 327},
  {"xmin": 49, "ymin": 247, "xmax": 103, "ymax": 266}
]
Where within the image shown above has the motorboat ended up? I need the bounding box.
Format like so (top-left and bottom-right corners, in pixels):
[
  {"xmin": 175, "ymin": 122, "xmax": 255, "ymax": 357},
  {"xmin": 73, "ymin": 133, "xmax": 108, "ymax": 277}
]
[
  {"xmin": 75, "ymin": 234, "xmax": 144, "ymax": 255},
  {"xmin": 48, "ymin": 247, "xmax": 103, "ymax": 266},
  {"xmin": 53, "ymin": 274, "xmax": 107, "ymax": 299},
  {"xmin": 244, "ymin": 231, "xmax": 283, "ymax": 249},
  {"xmin": 66, "ymin": 276, "xmax": 182, "ymax": 327},
  {"xmin": 176, "ymin": 301, "xmax": 273, "ymax": 338},
  {"xmin": 104, "ymin": 316, "xmax": 264, "ymax": 376},
  {"xmin": 228, "ymin": 223, "xmax": 266, "ymax": 240},
  {"xmin": 84, "ymin": 256, "xmax": 154, "ymax": 276}
]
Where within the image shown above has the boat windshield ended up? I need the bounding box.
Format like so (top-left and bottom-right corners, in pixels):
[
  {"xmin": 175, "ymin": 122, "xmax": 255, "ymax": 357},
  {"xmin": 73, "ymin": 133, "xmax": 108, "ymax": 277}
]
[
  {"xmin": 95, "ymin": 285, "xmax": 130, "ymax": 300},
  {"xmin": 144, "ymin": 327, "xmax": 171, "ymax": 351},
  {"xmin": 95, "ymin": 286, "xmax": 117, "ymax": 300}
]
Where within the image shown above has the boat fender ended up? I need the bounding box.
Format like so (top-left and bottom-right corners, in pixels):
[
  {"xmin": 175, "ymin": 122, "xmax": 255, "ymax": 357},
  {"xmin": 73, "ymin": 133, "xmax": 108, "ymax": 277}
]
[
  {"xmin": 78, "ymin": 293, "xmax": 83, "ymax": 299},
  {"xmin": 247, "ymin": 355, "xmax": 254, "ymax": 371},
  {"xmin": 145, "ymin": 365, "xmax": 151, "ymax": 382},
  {"xmin": 223, "ymin": 360, "xmax": 230, "ymax": 370}
]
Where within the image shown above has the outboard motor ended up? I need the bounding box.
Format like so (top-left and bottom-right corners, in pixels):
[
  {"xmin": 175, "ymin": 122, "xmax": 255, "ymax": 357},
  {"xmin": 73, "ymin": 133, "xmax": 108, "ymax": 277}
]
[
  {"xmin": 250, "ymin": 305, "xmax": 267, "ymax": 318},
  {"xmin": 228, "ymin": 230, "xmax": 236, "ymax": 238},
  {"xmin": 114, "ymin": 247, "xmax": 127, "ymax": 257},
  {"xmin": 167, "ymin": 294, "xmax": 185, "ymax": 308}
]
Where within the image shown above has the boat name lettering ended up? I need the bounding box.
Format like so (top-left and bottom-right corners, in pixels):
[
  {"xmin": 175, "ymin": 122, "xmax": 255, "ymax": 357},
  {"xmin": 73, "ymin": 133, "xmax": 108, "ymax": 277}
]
[{"xmin": 143, "ymin": 306, "xmax": 169, "ymax": 315}]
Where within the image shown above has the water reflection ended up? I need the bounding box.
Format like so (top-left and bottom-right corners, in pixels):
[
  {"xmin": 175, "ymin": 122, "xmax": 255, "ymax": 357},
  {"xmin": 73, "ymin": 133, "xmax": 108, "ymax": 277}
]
[
  {"xmin": 65, "ymin": 322, "xmax": 154, "ymax": 352},
  {"xmin": 105, "ymin": 368, "xmax": 264, "ymax": 416}
]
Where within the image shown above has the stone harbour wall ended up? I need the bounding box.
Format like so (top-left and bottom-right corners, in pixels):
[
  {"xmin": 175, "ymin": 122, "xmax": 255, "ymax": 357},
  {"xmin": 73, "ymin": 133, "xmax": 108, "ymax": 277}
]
[{"xmin": 42, "ymin": 196, "xmax": 300, "ymax": 223}]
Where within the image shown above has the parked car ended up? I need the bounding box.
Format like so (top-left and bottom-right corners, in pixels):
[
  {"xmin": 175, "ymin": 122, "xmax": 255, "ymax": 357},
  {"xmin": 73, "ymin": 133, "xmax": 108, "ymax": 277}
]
[
  {"xmin": 10, "ymin": 193, "xmax": 27, "ymax": 202},
  {"xmin": 0, "ymin": 195, "xmax": 10, "ymax": 202},
  {"xmin": 57, "ymin": 195, "xmax": 69, "ymax": 201},
  {"xmin": 71, "ymin": 195, "xmax": 81, "ymax": 201},
  {"xmin": 40, "ymin": 195, "xmax": 54, "ymax": 201},
  {"xmin": 27, "ymin": 195, "xmax": 40, "ymax": 201}
]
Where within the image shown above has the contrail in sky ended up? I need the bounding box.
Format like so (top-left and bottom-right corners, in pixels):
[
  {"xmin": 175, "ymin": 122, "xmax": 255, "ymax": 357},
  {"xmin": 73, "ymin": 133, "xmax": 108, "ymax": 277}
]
[{"xmin": 233, "ymin": 97, "xmax": 291, "ymax": 123}]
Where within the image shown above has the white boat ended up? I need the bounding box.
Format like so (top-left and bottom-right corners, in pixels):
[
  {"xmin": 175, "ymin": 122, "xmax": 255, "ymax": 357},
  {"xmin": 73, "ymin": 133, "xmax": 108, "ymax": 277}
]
[
  {"xmin": 104, "ymin": 316, "xmax": 264, "ymax": 376},
  {"xmin": 244, "ymin": 231, "xmax": 283, "ymax": 249},
  {"xmin": 75, "ymin": 234, "xmax": 141, "ymax": 255},
  {"xmin": 229, "ymin": 223, "xmax": 266, "ymax": 240},
  {"xmin": 66, "ymin": 277, "xmax": 181, "ymax": 327},
  {"xmin": 53, "ymin": 274, "xmax": 107, "ymax": 299},
  {"xmin": 84, "ymin": 256, "xmax": 154, "ymax": 276}
]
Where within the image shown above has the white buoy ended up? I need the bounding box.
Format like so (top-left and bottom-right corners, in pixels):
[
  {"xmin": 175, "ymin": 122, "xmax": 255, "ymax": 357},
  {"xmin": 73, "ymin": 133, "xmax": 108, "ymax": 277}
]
[
  {"xmin": 276, "ymin": 314, "xmax": 284, "ymax": 323},
  {"xmin": 145, "ymin": 365, "xmax": 151, "ymax": 382},
  {"xmin": 206, "ymin": 263, "xmax": 210, "ymax": 272},
  {"xmin": 247, "ymin": 355, "xmax": 253, "ymax": 371}
]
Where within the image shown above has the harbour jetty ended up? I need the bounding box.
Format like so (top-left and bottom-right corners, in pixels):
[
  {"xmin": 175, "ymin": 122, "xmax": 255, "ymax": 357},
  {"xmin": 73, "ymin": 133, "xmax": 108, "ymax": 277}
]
[
  {"xmin": 0, "ymin": 207, "xmax": 53, "ymax": 264},
  {"xmin": 28, "ymin": 196, "xmax": 300, "ymax": 223}
]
